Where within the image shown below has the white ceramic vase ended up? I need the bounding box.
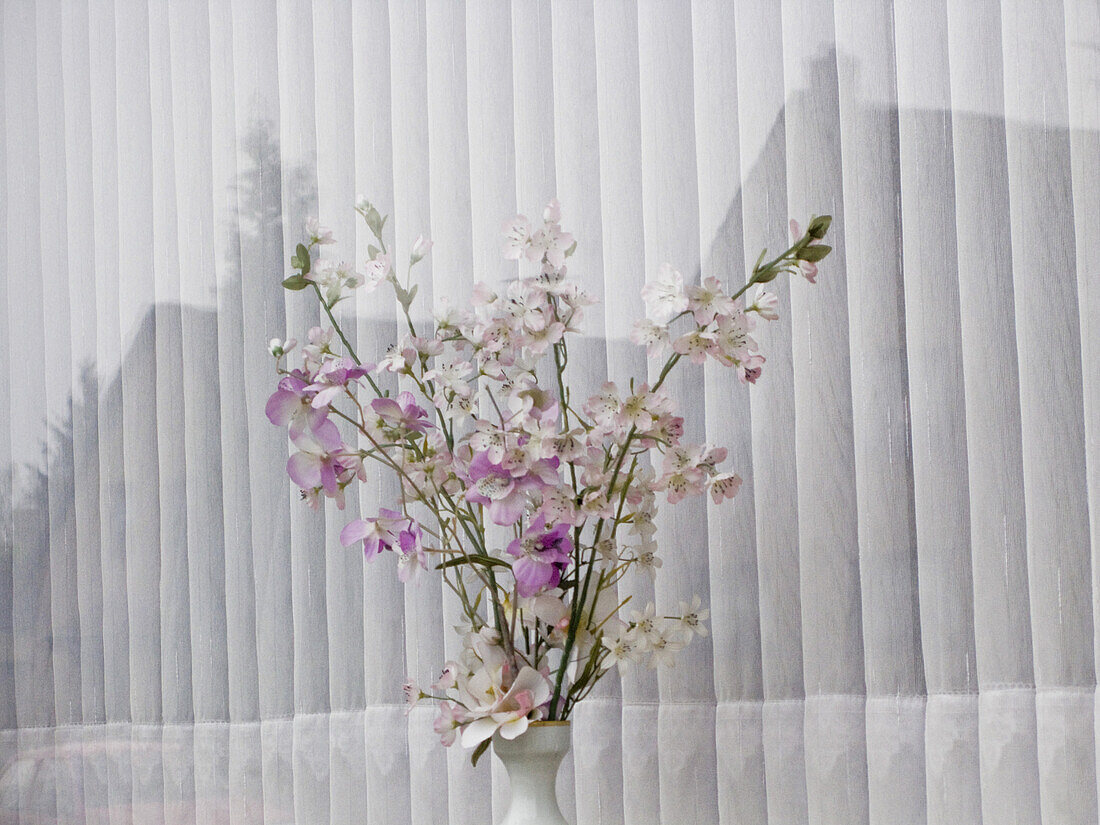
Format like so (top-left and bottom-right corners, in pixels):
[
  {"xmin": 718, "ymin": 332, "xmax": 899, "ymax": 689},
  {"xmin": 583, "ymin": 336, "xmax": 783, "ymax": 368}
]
[{"xmin": 493, "ymin": 721, "xmax": 572, "ymax": 825}]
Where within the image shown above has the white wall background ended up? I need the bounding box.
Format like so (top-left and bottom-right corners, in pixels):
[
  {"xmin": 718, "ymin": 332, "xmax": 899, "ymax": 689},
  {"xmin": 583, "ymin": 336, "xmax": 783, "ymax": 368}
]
[{"xmin": 2, "ymin": 0, "xmax": 1098, "ymax": 823}]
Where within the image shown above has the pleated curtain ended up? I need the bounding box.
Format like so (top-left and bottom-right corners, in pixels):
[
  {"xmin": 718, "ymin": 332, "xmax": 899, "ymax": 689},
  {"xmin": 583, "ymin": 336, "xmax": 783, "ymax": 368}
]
[{"xmin": 2, "ymin": 0, "xmax": 1098, "ymax": 822}]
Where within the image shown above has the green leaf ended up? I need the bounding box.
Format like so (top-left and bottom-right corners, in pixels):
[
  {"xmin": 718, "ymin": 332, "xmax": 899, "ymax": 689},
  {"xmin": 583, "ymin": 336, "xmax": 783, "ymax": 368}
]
[
  {"xmin": 564, "ymin": 240, "xmax": 578, "ymax": 258},
  {"xmin": 367, "ymin": 244, "xmax": 381, "ymax": 260},
  {"xmin": 807, "ymin": 214, "xmax": 832, "ymax": 239},
  {"xmin": 796, "ymin": 244, "xmax": 832, "ymax": 263},
  {"xmin": 435, "ymin": 554, "xmax": 512, "ymax": 572},
  {"xmin": 753, "ymin": 266, "xmax": 779, "ymax": 284},
  {"xmin": 752, "ymin": 247, "xmax": 768, "ymax": 273},
  {"xmin": 282, "ymin": 275, "xmax": 310, "ymax": 291},
  {"xmin": 470, "ymin": 739, "xmax": 491, "ymax": 767},
  {"xmin": 295, "ymin": 243, "xmax": 312, "ymax": 275},
  {"xmin": 365, "ymin": 206, "xmax": 385, "ymax": 239},
  {"xmin": 396, "ymin": 282, "xmax": 419, "ymax": 312}
]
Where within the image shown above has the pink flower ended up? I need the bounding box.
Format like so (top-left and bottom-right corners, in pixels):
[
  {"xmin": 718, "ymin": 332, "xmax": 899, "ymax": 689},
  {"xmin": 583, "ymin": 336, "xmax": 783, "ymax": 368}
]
[
  {"xmin": 709, "ymin": 313, "xmax": 756, "ymax": 368},
  {"xmin": 672, "ymin": 328, "xmax": 716, "ymax": 365},
  {"xmin": 464, "ymin": 451, "xmax": 559, "ymax": 526},
  {"xmin": 363, "ymin": 252, "xmax": 391, "ymax": 289},
  {"xmin": 737, "ymin": 353, "xmax": 765, "ymax": 384},
  {"xmin": 686, "ymin": 276, "xmax": 737, "ymax": 325},
  {"xmin": 709, "ymin": 472, "xmax": 743, "ymax": 503},
  {"xmin": 434, "ymin": 701, "xmax": 466, "ymax": 747}
]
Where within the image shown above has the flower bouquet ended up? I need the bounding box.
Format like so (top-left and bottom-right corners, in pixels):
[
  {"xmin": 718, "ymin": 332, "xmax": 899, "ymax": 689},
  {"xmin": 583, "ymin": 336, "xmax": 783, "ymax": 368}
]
[{"xmin": 267, "ymin": 199, "xmax": 831, "ymax": 767}]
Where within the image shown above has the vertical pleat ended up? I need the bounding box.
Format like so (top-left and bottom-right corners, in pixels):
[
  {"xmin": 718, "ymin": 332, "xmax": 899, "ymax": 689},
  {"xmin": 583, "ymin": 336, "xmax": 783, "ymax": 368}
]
[
  {"xmin": 0, "ymin": 0, "xmax": 15, "ymax": 744},
  {"xmin": 148, "ymin": 0, "xmax": 195, "ymax": 734},
  {"xmin": 116, "ymin": 0, "xmax": 162, "ymax": 732},
  {"xmin": 207, "ymin": 0, "xmax": 260, "ymax": 731},
  {"xmin": 38, "ymin": 0, "xmax": 82, "ymax": 728},
  {"xmin": 2, "ymin": 1, "xmax": 1100, "ymax": 823},
  {"xmin": 7, "ymin": 0, "xmax": 56, "ymax": 733},
  {"xmin": 61, "ymin": 0, "xmax": 108, "ymax": 730}
]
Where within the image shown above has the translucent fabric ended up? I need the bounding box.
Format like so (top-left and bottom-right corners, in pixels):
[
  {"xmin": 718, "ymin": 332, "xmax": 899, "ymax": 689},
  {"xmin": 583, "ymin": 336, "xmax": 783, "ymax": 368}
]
[{"xmin": 1, "ymin": 0, "xmax": 1097, "ymax": 822}]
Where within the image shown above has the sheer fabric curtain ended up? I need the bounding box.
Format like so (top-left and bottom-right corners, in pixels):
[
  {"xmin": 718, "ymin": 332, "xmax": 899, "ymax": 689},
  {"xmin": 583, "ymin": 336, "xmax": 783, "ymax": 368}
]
[{"xmin": 2, "ymin": 0, "xmax": 1097, "ymax": 823}]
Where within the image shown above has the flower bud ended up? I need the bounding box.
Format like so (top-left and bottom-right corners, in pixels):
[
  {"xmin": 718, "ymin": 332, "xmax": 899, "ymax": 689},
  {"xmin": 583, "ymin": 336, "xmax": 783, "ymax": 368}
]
[
  {"xmin": 410, "ymin": 234, "xmax": 434, "ymax": 264},
  {"xmin": 807, "ymin": 214, "xmax": 832, "ymax": 239},
  {"xmin": 269, "ymin": 337, "xmax": 296, "ymax": 357}
]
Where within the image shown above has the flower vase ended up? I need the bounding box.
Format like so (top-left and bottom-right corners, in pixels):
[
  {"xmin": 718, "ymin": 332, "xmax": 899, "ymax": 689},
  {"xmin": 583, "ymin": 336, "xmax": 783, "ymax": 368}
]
[{"xmin": 493, "ymin": 721, "xmax": 572, "ymax": 825}]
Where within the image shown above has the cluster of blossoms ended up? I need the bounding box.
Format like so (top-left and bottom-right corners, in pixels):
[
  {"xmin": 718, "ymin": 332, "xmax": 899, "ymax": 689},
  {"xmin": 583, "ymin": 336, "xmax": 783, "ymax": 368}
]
[{"xmin": 268, "ymin": 198, "xmax": 831, "ymax": 763}]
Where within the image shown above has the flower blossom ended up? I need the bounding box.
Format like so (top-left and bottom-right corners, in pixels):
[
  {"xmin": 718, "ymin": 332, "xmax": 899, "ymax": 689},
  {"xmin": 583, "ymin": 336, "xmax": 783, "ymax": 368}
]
[
  {"xmin": 464, "ymin": 450, "xmax": 560, "ymax": 526},
  {"xmin": 266, "ymin": 373, "xmax": 326, "ymax": 437},
  {"xmin": 641, "ymin": 264, "xmax": 689, "ymax": 323},
  {"xmin": 507, "ymin": 515, "xmax": 573, "ymax": 598},
  {"xmin": 370, "ymin": 391, "xmax": 434, "ymax": 435},
  {"xmin": 749, "ymin": 287, "xmax": 779, "ymax": 321},
  {"xmin": 457, "ymin": 665, "xmax": 553, "ymax": 747},
  {"xmin": 339, "ymin": 508, "xmax": 411, "ymax": 559},
  {"xmin": 286, "ymin": 418, "xmax": 353, "ymax": 502},
  {"xmin": 306, "ymin": 217, "xmax": 336, "ymax": 245},
  {"xmin": 686, "ymin": 276, "xmax": 737, "ymax": 325}
]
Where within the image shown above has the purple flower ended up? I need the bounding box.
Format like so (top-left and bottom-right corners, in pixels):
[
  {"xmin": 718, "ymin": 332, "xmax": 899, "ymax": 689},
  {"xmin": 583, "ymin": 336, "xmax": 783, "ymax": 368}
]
[
  {"xmin": 339, "ymin": 508, "xmax": 409, "ymax": 560},
  {"xmin": 396, "ymin": 519, "xmax": 429, "ymax": 583},
  {"xmin": 464, "ymin": 451, "xmax": 559, "ymax": 526},
  {"xmin": 371, "ymin": 391, "xmax": 434, "ymax": 434},
  {"xmin": 266, "ymin": 373, "xmax": 327, "ymax": 437},
  {"xmin": 307, "ymin": 356, "xmax": 373, "ymax": 409},
  {"xmin": 286, "ymin": 419, "xmax": 347, "ymax": 496},
  {"xmin": 507, "ymin": 515, "xmax": 573, "ymax": 597}
]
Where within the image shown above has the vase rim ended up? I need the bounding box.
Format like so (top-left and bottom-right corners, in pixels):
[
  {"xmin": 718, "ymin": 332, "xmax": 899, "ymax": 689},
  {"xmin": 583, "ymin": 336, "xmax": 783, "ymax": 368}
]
[{"xmin": 529, "ymin": 720, "xmax": 570, "ymax": 727}]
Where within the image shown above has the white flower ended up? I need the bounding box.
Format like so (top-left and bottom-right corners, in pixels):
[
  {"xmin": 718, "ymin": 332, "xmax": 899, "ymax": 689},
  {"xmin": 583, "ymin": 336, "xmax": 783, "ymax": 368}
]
[
  {"xmin": 630, "ymin": 318, "xmax": 671, "ymax": 358},
  {"xmin": 632, "ymin": 545, "xmax": 663, "ymax": 581},
  {"xmin": 646, "ymin": 626, "xmax": 686, "ymax": 669},
  {"xmin": 749, "ymin": 287, "xmax": 779, "ymax": 321},
  {"xmin": 630, "ymin": 603, "xmax": 661, "ymax": 649},
  {"xmin": 306, "ymin": 217, "xmax": 336, "ymax": 245},
  {"xmin": 457, "ymin": 665, "xmax": 552, "ymax": 748},
  {"xmin": 601, "ymin": 629, "xmax": 642, "ymax": 671},
  {"xmin": 677, "ymin": 595, "xmax": 710, "ymax": 639},
  {"xmin": 641, "ymin": 263, "xmax": 689, "ymax": 323},
  {"xmin": 309, "ymin": 259, "xmax": 363, "ymax": 305},
  {"xmin": 501, "ymin": 215, "xmax": 531, "ymax": 260}
]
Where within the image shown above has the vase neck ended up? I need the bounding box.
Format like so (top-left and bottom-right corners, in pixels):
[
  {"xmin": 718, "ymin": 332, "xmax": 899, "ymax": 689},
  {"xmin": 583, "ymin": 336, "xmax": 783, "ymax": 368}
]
[{"xmin": 494, "ymin": 725, "xmax": 571, "ymax": 825}]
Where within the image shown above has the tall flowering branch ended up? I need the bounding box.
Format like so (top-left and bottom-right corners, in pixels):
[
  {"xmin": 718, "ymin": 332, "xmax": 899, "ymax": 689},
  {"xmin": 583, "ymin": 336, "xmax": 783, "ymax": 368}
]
[{"xmin": 268, "ymin": 197, "xmax": 832, "ymax": 765}]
